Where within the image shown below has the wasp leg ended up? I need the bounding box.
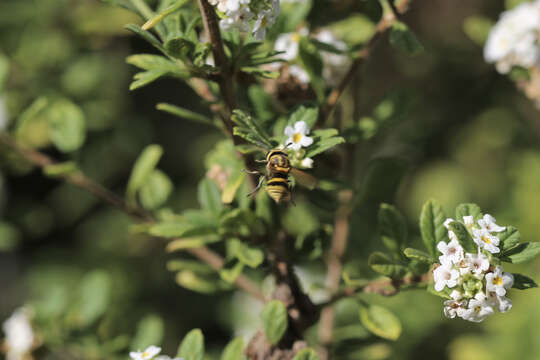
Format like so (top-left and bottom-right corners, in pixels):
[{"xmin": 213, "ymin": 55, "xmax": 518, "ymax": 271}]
[
  {"xmin": 290, "ymin": 189, "xmax": 297, "ymax": 206},
  {"xmin": 243, "ymin": 169, "xmax": 263, "ymax": 175},
  {"xmin": 247, "ymin": 176, "xmax": 265, "ymax": 197}
]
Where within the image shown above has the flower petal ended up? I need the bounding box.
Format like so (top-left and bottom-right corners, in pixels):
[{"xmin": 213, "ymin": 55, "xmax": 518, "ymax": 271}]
[
  {"xmin": 294, "ymin": 120, "xmax": 308, "ymax": 134},
  {"xmin": 300, "ymin": 135, "xmax": 313, "ymax": 147},
  {"xmin": 284, "ymin": 126, "xmax": 294, "ymax": 137}
]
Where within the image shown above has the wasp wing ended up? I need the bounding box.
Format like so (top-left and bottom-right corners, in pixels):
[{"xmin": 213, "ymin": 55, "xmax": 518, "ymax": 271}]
[{"xmin": 290, "ymin": 168, "xmax": 318, "ymax": 190}]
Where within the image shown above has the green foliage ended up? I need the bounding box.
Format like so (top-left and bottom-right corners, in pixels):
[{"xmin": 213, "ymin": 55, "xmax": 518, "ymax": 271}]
[
  {"xmin": 70, "ymin": 270, "xmax": 112, "ymax": 328},
  {"xmin": 448, "ymin": 221, "xmax": 476, "ymax": 253},
  {"xmin": 403, "ymin": 248, "xmax": 433, "ymax": 263},
  {"xmin": 419, "ymin": 200, "xmax": 449, "ymax": 258},
  {"xmin": 378, "ymin": 203, "xmax": 408, "ymax": 255},
  {"xmin": 156, "ymin": 103, "xmax": 215, "ymax": 126},
  {"xmin": 221, "ymin": 337, "xmax": 245, "ymax": 360},
  {"xmin": 227, "ymin": 238, "xmax": 264, "ymax": 268},
  {"xmin": 358, "ymin": 303, "xmax": 402, "ymax": 341},
  {"xmin": 292, "ymin": 348, "xmax": 320, "ymax": 360},
  {"xmin": 463, "ymin": 16, "xmax": 494, "ymax": 46},
  {"xmin": 368, "ymin": 252, "xmax": 407, "ymax": 278},
  {"xmin": 131, "ymin": 314, "xmax": 165, "ymax": 350},
  {"xmin": 501, "ymin": 242, "xmax": 540, "ymax": 264},
  {"xmin": 455, "ymin": 203, "xmax": 482, "ymax": 222},
  {"xmin": 498, "ymin": 226, "xmax": 521, "ymax": 253},
  {"xmin": 261, "ymin": 300, "xmax": 288, "ymax": 345},
  {"xmin": 512, "ymin": 273, "xmax": 538, "ymax": 290},
  {"xmin": 177, "ymin": 329, "xmax": 205, "ymax": 360},
  {"xmin": 126, "ymin": 144, "xmax": 164, "ymax": 205},
  {"xmin": 389, "ymin": 21, "xmax": 424, "ymax": 56}
]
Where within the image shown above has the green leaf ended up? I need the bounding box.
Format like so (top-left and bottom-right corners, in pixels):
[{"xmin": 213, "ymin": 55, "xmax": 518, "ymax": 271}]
[
  {"xmin": 167, "ymin": 260, "xmax": 214, "ymax": 274},
  {"xmin": 125, "ymin": 24, "xmax": 166, "ymax": 52},
  {"xmin": 176, "ymin": 271, "xmax": 219, "ymax": 294},
  {"xmin": 332, "ymin": 324, "xmax": 371, "ymax": 342},
  {"xmin": 141, "ymin": 0, "xmax": 190, "ymax": 31},
  {"xmin": 127, "ymin": 144, "xmax": 163, "ymax": 204},
  {"xmin": 139, "ymin": 169, "xmax": 173, "ymax": 210},
  {"xmin": 498, "ymin": 226, "xmax": 520, "ymax": 253},
  {"xmin": 501, "ymin": 242, "xmax": 540, "ymax": 264},
  {"xmin": 288, "ymin": 105, "xmax": 319, "ymax": 129},
  {"xmin": 448, "ymin": 221, "xmax": 476, "ymax": 253},
  {"xmin": 0, "ymin": 222, "xmax": 21, "ymax": 251},
  {"xmin": 127, "ymin": 54, "xmax": 184, "ymax": 73},
  {"xmin": 358, "ymin": 303, "xmax": 402, "ymax": 341},
  {"xmin": 165, "ymin": 37, "xmax": 195, "ymax": 59},
  {"xmin": 157, "ymin": 103, "xmax": 214, "ymax": 126},
  {"xmin": 419, "ymin": 200, "xmax": 449, "ymax": 258},
  {"xmin": 148, "ymin": 222, "xmax": 215, "ymax": 238},
  {"xmin": 305, "ymin": 136, "xmax": 345, "ymax": 158},
  {"xmin": 455, "ymin": 203, "xmax": 482, "ymax": 222},
  {"xmin": 221, "ymin": 337, "xmax": 245, "ymax": 360},
  {"xmin": 368, "ymin": 252, "xmax": 408, "ymax": 278},
  {"xmin": 330, "ymin": 14, "xmax": 376, "ymax": 45},
  {"xmin": 48, "ymin": 99, "xmax": 86, "ymax": 153},
  {"xmin": 228, "ymin": 238, "xmax": 264, "ymax": 268},
  {"xmin": 72, "ymin": 270, "xmax": 112, "ymax": 328},
  {"xmin": 222, "ymin": 171, "xmax": 246, "ymax": 204},
  {"xmin": 43, "ymin": 162, "xmax": 79, "ymax": 178},
  {"xmin": 220, "ymin": 262, "xmax": 245, "ymax": 283},
  {"xmin": 241, "ymin": 67, "xmax": 280, "ymax": 79},
  {"xmin": 101, "ymin": 0, "xmax": 138, "ymax": 13},
  {"xmin": 261, "ymin": 300, "xmax": 288, "ymax": 345},
  {"xmin": 0, "ymin": 53, "xmax": 9, "ymax": 92},
  {"xmin": 389, "ymin": 21, "xmax": 424, "ymax": 56},
  {"xmin": 177, "ymin": 329, "xmax": 204, "ymax": 360},
  {"xmin": 166, "ymin": 236, "xmax": 220, "ymax": 252},
  {"xmin": 403, "ymin": 248, "xmax": 433, "ymax": 263},
  {"xmin": 378, "ymin": 203, "xmax": 407, "ymax": 254},
  {"xmin": 298, "ymin": 38, "xmax": 324, "ymax": 101},
  {"xmin": 292, "ymin": 348, "xmax": 320, "ymax": 360},
  {"xmin": 198, "ymin": 178, "xmax": 223, "ymax": 216},
  {"xmin": 463, "ymin": 16, "xmax": 494, "ymax": 46},
  {"xmin": 512, "ymin": 273, "xmax": 538, "ymax": 290},
  {"xmin": 131, "ymin": 314, "xmax": 165, "ymax": 350},
  {"xmin": 130, "ymin": 70, "xmax": 169, "ymax": 90}
]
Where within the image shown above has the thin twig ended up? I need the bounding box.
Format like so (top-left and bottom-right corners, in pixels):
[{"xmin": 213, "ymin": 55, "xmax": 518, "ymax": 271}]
[
  {"xmin": 318, "ymin": 190, "xmax": 353, "ymax": 349},
  {"xmin": 319, "ymin": 0, "xmax": 411, "ymax": 123},
  {"xmin": 197, "ymin": 0, "xmax": 237, "ymax": 131},
  {"xmin": 0, "ymin": 132, "xmax": 266, "ymax": 302}
]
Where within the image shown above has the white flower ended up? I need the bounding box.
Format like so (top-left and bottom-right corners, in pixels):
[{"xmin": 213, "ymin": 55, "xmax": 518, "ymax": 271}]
[
  {"xmin": 478, "ymin": 214, "xmax": 506, "ymax": 233},
  {"xmin": 433, "ymin": 262, "xmax": 460, "ymax": 292},
  {"xmin": 288, "ymin": 65, "xmax": 310, "ymax": 84},
  {"xmin": 443, "ymin": 218, "xmax": 458, "ymax": 241},
  {"xmin": 274, "ymin": 28, "xmax": 308, "ymax": 61},
  {"xmin": 2, "ymin": 307, "xmax": 35, "ymax": 360},
  {"xmin": 300, "ymin": 157, "xmax": 314, "ymax": 169},
  {"xmin": 486, "ymin": 290, "xmax": 513, "ymax": 313},
  {"xmin": 484, "ymin": 1, "xmax": 540, "ymax": 73},
  {"xmin": 220, "ymin": 7, "xmax": 253, "ymax": 32},
  {"xmin": 485, "ymin": 266, "xmax": 514, "ymax": 297},
  {"xmin": 460, "ymin": 293, "xmax": 495, "ymax": 322},
  {"xmin": 449, "ymin": 289, "xmax": 463, "ymax": 300},
  {"xmin": 437, "ymin": 238, "xmax": 464, "ymax": 265},
  {"xmin": 284, "ymin": 121, "xmax": 313, "ymax": 151},
  {"xmin": 130, "ymin": 346, "xmax": 162, "ymax": 360},
  {"xmin": 463, "ymin": 215, "xmax": 474, "ymax": 230},
  {"xmin": 472, "ymin": 228, "xmax": 500, "ymax": 254},
  {"xmin": 314, "ymin": 30, "xmax": 350, "ymax": 85},
  {"xmin": 252, "ymin": 0, "xmax": 279, "ymax": 41},
  {"xmin": 466, "ymin": 251, "xmax": 490, "ymax": 275},
  {"xmin": 443, "ymin": 299, "xmax": 466, "ymax": 319}
]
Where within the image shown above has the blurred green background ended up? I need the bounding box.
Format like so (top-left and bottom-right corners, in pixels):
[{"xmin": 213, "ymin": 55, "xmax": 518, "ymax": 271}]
[{"xmin": 1, "ymin": 0, "xmax": 540, "ymax": 359}]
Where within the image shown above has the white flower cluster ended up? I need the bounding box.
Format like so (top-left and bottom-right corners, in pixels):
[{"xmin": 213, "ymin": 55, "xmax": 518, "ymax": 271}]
[
  {"xmin": 433, "ymin": 214, "xmax": 514, "ymax": 322},
  {"xmin": 209, "ymin": 0, "xmax": 280, "ymax": 40},
  {"xmin": 130, "ymin": 345, "xmax": 183, "ymax": 360},
  {"xmin": 271, "ymin": 28, "xmax": 349, "ymax": 85},
  {"xmin": 484, "ymin": 0, "xmax": 540, "ymax": 74},
  {"xmin": 284, "ymin": 120, "xmax": 314, "ymax": 168},
  {"xmin": 2, "ymin": 307, "xmax": 35, "ymax": 360}
]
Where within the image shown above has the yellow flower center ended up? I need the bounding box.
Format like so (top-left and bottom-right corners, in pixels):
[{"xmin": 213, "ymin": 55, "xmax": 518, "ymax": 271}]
[
  {"xmin": 493, "ymin": 276, "xmax": 503, "ymax": 286},
  {"xmin": 292, "ymin": 33, "xmax": 301, "ymax": 42},
  {"xmin": 293, "ymin": 133, "xmax": 302, "ymax": 143},
  {"xmin": 142, "ymin": 352, "xmax": 150, "ymax": 358},
  {"xmin": 474, "ymin": 305, "xmax": 482, "ymax": 313},
  {"xmin": 481, "ymin": 236, "xmax": 491, "ymax": 244}
]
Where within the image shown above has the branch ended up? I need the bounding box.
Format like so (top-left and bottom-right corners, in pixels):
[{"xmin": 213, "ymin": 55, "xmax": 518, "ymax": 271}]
[
  {"xmin": 318, "ymin": 190, "xmax": 353, "ymax": 349},
  {"xmin": 316, "ymin": 274, "xmax": 429, "ymax": 310},
  {"xmin": 0, "ymin": 132, "xmax": 266, "ymax": 302},
  {"xmin": 197, "ymin": 0, "xmax": 237, "ymax": 132},
  {"xmin": 319, "ymin": 0, "xmax": 411, "ymax": 123}
]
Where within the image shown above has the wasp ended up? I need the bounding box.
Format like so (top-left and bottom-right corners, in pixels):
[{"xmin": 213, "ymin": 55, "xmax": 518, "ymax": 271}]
[{"xmin": 245, "ymin": 148, "xmax": 317, "ymax": 203}]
